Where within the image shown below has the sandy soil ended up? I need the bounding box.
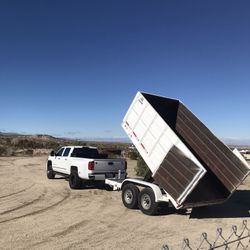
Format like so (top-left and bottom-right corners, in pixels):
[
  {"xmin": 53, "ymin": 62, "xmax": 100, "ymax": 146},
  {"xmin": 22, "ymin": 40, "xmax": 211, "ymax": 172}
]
[{"xmin": 0, "ymin": 156, "xmax": 250, "ymax": 250}]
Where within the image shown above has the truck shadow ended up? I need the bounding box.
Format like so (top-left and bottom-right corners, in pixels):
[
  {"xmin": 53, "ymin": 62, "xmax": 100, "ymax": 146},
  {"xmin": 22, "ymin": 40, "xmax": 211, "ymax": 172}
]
[
  {"xmin": 53, "ymin": 177, "xmax": 66, "ymax": 180},
  {"xmin": 83, "ymin": 183, "xmax": 113, "ymax": 191},
  {"xmin": 58, "ymin": 178, "xmax": 113, "ymax": 191},
  {"xmin": 189, "ymin": 190, "xmax": 250, "ymax": 219}
]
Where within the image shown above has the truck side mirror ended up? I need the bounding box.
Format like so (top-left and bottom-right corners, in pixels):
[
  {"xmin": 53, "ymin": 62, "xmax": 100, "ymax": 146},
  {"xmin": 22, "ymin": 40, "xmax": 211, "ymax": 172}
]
[{"xmin": 50, "ymin": 150, "xmax": 55, "ymax": 156}]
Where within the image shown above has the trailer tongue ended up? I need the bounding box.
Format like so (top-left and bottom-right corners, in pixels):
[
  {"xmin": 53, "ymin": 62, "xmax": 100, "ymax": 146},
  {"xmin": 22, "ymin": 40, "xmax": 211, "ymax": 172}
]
[{"xmin": 106, "ymin": 92, "xmax": 250, "ymax": 215}]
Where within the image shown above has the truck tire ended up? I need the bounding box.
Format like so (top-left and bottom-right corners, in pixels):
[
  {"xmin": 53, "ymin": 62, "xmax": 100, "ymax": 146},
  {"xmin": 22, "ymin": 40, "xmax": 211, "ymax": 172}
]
[
  {"xmin": 138, "ymin": 188, "xmax": 158, "ymax": 215},
  {"xmin": 69, "ymin": 170, "xmax": 82, "ymax": 189},
  {"xmin": 122, "ymin": 183, "xmax": 139, "ymax": 209},
  {"xmin": 47, "ymin": 163, "xmax": 55, "ymax": 179}
]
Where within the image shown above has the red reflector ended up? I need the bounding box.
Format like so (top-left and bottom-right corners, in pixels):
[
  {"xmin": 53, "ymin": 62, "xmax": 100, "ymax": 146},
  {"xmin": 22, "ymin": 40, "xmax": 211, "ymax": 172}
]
[{"xmin": 88, "ymin": 161, "xmax": 95, "ymax": 170}]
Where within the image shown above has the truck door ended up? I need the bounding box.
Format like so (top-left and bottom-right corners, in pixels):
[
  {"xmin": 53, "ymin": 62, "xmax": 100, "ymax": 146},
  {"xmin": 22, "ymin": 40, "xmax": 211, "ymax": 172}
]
[
  {"xmin": 53, "ymin": 147, "xmax": 65, "ymax": 172},
  {"xmin": 61, "ymin": 147, "xmax": 71, "ymax": 174}
]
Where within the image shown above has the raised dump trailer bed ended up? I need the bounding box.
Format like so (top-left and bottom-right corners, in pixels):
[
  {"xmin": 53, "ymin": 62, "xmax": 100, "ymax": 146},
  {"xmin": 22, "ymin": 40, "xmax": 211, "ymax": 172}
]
[{"xmin": 116, "ymin": 91, "xmax": 250, "ymax": 214}]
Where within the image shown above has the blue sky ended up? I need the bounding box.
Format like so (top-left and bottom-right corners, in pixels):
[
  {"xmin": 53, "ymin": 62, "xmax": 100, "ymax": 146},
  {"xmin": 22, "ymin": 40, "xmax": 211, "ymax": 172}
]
[{"xmin": 0, "ymin": 0, "xmax": 249, "ymax": 141}]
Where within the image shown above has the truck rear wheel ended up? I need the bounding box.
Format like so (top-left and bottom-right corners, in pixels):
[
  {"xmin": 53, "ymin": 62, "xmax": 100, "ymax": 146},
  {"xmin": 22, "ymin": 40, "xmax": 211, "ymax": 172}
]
[
  {"xmin": 69, "ymin": 170, "xmax": 82, "ymax": 189},
  {"xmin": 138, "ymin": 188, "xmax": 158, "ymax": 215},
  {"xmin": 122, "ymin": 183, "xmax": 139, "ymax": 209}
]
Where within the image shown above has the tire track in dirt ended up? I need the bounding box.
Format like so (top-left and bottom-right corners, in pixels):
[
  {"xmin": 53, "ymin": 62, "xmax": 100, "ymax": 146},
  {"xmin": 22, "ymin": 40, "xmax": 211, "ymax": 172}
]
[
  {"xmin": 0, "ymin": 188, "xmax": 47, "ymax": 215},
  {"xmin": 0, "ymin": 189, "xmax": 71, "ymax": 224},
  {"xmin": 51, "ymin": 219, "xmax": 90, "ymax": 238},
  {"xmin": 28, "ymin": 192, "xmax": 115, "ymax": 249},
  {"xmin": 60, "ymin": 197, "xmax": 128, "ymax": 250},
  {"xmin": 22, "ymin": 164, "xmax": 41, "ymax": 169},
  {"xmin": 61, "ymin": 209, "xmax": 128, "ymax": 250},
  {"xmin": 0, "ymin": 184, "xmax": 35, "ymax": 199},
  {"xmin": 30, "ymin": 219, "xmax": 90, "ymax": 248}
]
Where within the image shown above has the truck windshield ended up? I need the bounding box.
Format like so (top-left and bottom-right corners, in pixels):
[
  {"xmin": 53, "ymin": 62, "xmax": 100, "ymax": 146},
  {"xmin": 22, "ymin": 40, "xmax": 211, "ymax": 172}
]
[{"xmin": 71, "ymin": 147, "xmax": 100, "ymax": 158}]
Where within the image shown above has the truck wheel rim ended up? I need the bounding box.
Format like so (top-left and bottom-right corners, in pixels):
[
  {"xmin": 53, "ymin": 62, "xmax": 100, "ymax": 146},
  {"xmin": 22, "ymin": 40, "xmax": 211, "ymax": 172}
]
[
  {"xmin": 124, "ymin": 189, "xmax": 133, "ymax": 204},
  {"xmin": 141, "ymin": 194, "xmax": 151, "ymax": 210}
]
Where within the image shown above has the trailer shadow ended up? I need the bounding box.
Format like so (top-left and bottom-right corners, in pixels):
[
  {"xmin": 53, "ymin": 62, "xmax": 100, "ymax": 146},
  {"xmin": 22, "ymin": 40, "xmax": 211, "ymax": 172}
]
[
  {"xmin": 157, "ymin": 206, "xmax": 189, "ymax": 216},
  {"xmin": 189, "ymin": 190, "xmax": 250, "ymax": 219}
]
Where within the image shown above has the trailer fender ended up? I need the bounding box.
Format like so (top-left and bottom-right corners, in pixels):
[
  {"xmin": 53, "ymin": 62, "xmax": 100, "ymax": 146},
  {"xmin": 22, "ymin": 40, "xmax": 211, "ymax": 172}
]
[{"xmin": 121, "ymin": 179, "xmax": 163, "ymax": 203}]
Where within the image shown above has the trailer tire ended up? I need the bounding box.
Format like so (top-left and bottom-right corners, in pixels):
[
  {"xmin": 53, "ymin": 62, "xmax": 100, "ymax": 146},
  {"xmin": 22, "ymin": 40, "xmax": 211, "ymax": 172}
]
[
  {"xmin": 122, "ymin": 183, "xmax": 139, "ymax": 209},
  {"xmin": 138, "ymin": 188, "xmax": 158, "ymax": 215},
  {"xmin": 47, "ymin": 162, "xmax": 55, "ymax": 179},
  {"xmin": 69, "ymin": 170, "xmax": 82, "ymax": 189}
]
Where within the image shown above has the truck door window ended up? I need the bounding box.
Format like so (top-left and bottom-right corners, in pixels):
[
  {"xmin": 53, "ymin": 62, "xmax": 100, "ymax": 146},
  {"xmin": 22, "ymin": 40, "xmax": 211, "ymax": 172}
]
[
  {"xmin": 56, "ymin": 148, "xmax": 64, "ymax": 156},
  {"xmin": 63, "ymin": 148, "xmax": 71, "ymax": 157}
]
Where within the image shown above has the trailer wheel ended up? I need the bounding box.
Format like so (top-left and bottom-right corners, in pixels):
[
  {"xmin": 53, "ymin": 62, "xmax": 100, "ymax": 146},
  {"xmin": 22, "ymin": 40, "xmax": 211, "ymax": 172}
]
[
  {"xmin": 138, "ymin": 188, "xmax": 158, "ymax": 215},
  {"xmin": 69, "ymin": 170, "xmax": 82, "ymax": 189},
  {"xmin": 47, "ymin": 163, "xmax": 55, "ymax": 179},
  {"xmin": 122, "ymin": 183, "xmax": 139, "ymax": 209}
]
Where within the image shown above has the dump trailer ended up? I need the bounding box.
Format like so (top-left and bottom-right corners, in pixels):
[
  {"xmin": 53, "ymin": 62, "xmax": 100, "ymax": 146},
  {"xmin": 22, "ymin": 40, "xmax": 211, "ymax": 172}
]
[{"xmin": 106, "ymin": 92, "xmax": 250, "ymax": 215}]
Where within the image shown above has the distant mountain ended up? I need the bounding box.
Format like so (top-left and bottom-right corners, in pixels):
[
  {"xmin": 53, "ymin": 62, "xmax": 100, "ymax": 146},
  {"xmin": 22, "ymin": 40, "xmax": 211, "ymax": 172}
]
[
  {"xmin": 0, "ymin": 132, "xmax": 57, "ymax": 138},
  {"xmin": 30, "ymin": 134, "xmax": 57, "ymax": 140},
  {"xmin": 221, "ymin": 138, "xmax": 250, "ymax": 146},
  {"xmin": 0, "ymin": 131, "xmax": 129, "ymax": 143},
  {"xmin": 0, "ymin": 131, "xmax": 21, "ymax": 136},
  {"xmin": 70, "ymin": 137, "xmax": 130, "ymax": 143}
]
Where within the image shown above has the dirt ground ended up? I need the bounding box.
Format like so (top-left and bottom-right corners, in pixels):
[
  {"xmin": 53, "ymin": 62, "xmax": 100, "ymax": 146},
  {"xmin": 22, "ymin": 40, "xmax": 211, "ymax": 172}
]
[{"xmin": 0, "ymin": 156, "xmax": 250, "ymax": 250}]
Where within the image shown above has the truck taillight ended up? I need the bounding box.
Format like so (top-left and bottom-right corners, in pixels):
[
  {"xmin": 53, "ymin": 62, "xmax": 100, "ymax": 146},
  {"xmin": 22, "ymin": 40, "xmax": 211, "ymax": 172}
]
[
  {"xmin": 125, "ymin": 161, "xmax": 127, "ymax": 170},
  {"xmin": 88, "ymin": 161, "xmax": 95, "ymax": 170}
]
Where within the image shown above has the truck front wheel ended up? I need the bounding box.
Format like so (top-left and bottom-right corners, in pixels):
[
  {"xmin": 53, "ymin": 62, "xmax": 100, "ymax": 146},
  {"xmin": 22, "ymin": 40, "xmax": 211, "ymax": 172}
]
[
  {"xmin": 69, "ymin": 170, "xmax": 82, "ymax": 189},
  {"xmin": 122, "ymin": 183, "xmax": 139, "ymax": 209},
  {"xmin": 47, "ymin": 163, "xmax": 55, "ymax": 179},
  {"xmin": 138, "ymin": 188, "xmax": 158, "ymax": 215}
]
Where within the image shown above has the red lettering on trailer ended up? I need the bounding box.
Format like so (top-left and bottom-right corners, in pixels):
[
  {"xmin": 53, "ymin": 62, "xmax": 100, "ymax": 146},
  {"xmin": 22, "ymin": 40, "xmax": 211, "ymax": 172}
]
[
  {"xmin": 141, "ymin": 143, "xmax": 148, "ymax": 154},
  {"xmin": 133, "ymin": 131, "xmax": 137, "ymax": 138}
]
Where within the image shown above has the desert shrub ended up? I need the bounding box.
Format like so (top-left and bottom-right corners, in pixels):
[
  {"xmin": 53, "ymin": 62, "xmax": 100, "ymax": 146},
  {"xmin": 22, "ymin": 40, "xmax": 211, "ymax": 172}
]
[
  {"xmin": 135, "ymin": 155, "xmax": 149, "ymax": 176},
  {"xmin": 99, "ymin": 149, "xmax": 121, "ymax": 158},
  {"xmin": 10, "ymin": 138, "xmax": 19, "ymax": 147},
  {"xmin": 6, "ymin": 148, "xmax": 14, "ymax": 156},
  {"xmin": 0, "ymin": 147, "xmax": 14, "ymax": 156},
  {"xmin": 10, "ymin": 137, "xmax": 61, "ymax": 150},
  {"xmin": 0, "ymin": 146, "xmax": 6, "ymax": 156},
  {"xmin": 45, "ymin": 141, "xmax": 60, "ymax": 149},
  {"xmin": 25, "ymin": 149, "xmax": 34, "ymax": 155},
  {"xmin": 15, "ymin": 139, "xmax": 34, "ymax": 148},
  {"xmin": 128, "ymin": 150, "xmax": 138, "ymax": 160}
]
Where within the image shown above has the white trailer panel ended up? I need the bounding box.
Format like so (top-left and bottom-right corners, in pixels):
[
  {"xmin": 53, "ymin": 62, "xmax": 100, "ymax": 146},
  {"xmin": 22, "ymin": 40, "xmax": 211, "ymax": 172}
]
[{"xmin": 122, "ymin": 92, "xmax": 207, "ymax": 208}]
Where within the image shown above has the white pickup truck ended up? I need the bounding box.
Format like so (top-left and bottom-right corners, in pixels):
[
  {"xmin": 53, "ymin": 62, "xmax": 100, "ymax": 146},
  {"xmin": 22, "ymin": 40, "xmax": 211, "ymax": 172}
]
[{"xmin": 47, "ymin": 146, "xmax": 127, "ymax": 189}]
